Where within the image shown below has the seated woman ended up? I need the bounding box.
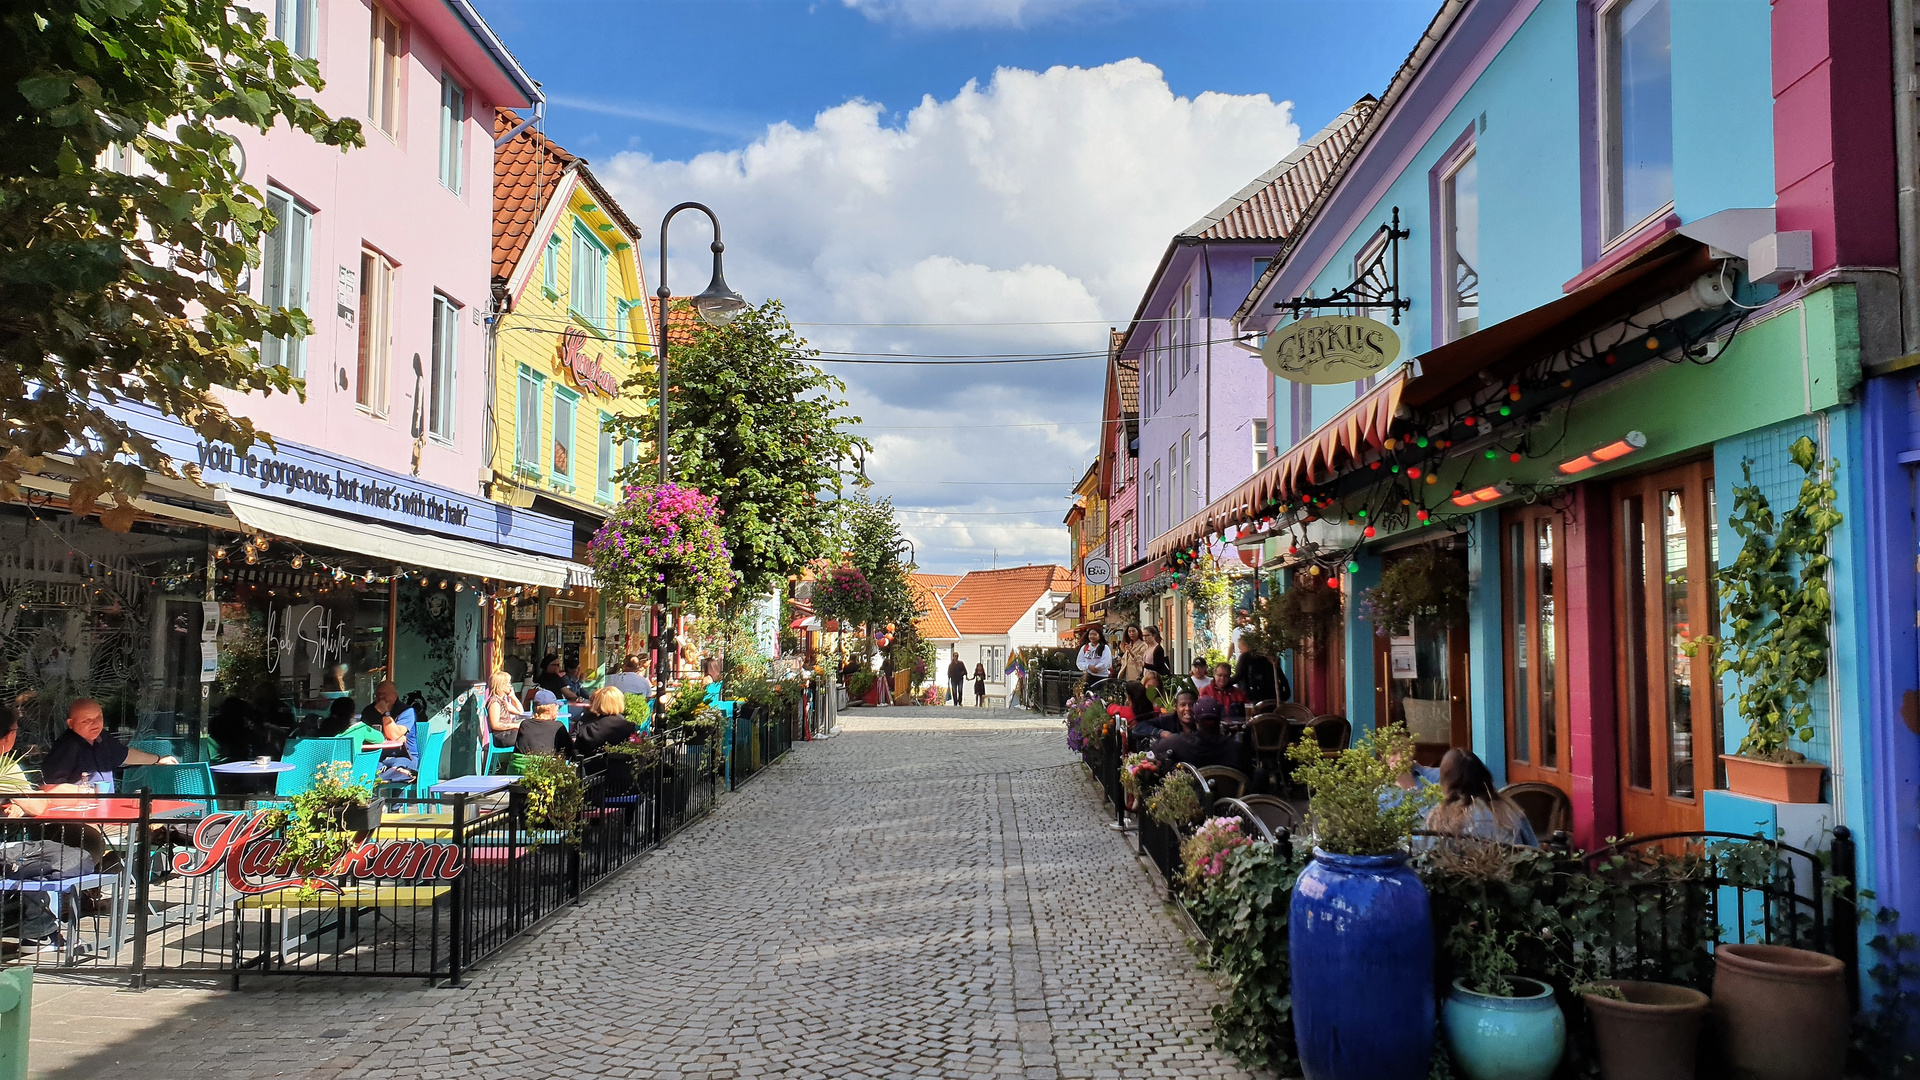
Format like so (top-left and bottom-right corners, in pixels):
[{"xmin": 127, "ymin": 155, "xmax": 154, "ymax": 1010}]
[
  {"xmin": 485, "ymin": 670, "xmax": 527, "ymax": 749},
  {"xmin": 1424, "ymin": 749, "xmax": 1539, "ymax": 846},
  {"xmin": 573, "ymin": 686, "xmax": 638, "ymax": 757},
  {"xmin": 513, "ymin": 690, "xmax": 574, "ymax": 760},
  {"xmin": 1114, "ymin": 681, "xmax": 1179, "ymax": 747}
]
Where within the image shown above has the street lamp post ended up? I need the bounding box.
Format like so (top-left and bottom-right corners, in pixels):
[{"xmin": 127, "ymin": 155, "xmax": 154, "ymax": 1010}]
[{"xmin": 650, "ymin": 202, "xmax": 747, "ymax": 687}]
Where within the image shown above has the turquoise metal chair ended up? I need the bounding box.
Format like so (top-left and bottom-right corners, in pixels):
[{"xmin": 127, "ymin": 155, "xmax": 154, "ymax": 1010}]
[
  {"xmin": 131, "ymin": 737, "xmax": 192, "ymax": 762},
  {"xmin": 391, "ymin": 718, "xmax": 450, "ymax": 802},
  {"xmin": 275, "ymin": 737, "xmax": 355, "ymax": 796},
  {"xmin": 123, "ymin": 762, "xmax": 215, "ymax": 798}
]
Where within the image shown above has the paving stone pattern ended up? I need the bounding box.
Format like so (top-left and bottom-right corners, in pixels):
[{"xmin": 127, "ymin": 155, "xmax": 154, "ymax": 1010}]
[{"xmin": 31, "ymin": 709, "xmax": 1258, "ymax": 1080}]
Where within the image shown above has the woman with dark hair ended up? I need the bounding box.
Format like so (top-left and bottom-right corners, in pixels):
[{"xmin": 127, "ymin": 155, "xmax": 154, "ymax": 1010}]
[
  {"xmin": 1074, "ymin": 626, "xmax": 1114, "ymax": 682},
  {"xmin": 1141, "ymin": 627, "xmax": 1170, "ymax": 677},
  {"xmin": 972, "ymin": 662, "xmax": 987, "ymax": 706},
  {"xmin": 1116, "ymin": 680, "xmax": 1179, "ymax": 746},
  {"xmin": 1425, "ymin": 749, "xmax": 1539, "ymax": 846},
  {"xmin": 1115, "ymin": 626, "xmax": 1146, "ymax": 682}
]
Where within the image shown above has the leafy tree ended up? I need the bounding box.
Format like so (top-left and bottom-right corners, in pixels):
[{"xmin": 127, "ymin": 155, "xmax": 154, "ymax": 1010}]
[
  {"xmin": 610, "ymin": 300, "xmax": 867, "ymax": 596},
  {"xmin": 832, "ymin": 493, "xmax": 917, "ymax": 634},
  {"xmin": 1, "ymin": 0, "xmax": 362, "ymax": 523}
]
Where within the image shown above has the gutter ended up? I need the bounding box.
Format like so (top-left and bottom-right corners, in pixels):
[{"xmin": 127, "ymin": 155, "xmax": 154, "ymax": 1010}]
[{"xmin": 441, "ymin": 0, "xmax": 544, "ymax": 113}]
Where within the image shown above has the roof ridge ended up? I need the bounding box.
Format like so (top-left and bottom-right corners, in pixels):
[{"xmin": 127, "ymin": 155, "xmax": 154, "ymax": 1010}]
[{"xmin": 1179, "ymin": 96, "xmax": 1378, "ymax": 241}]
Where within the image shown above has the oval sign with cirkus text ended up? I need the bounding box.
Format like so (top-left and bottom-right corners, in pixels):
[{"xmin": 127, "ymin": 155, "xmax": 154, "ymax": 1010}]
[{"xmin": 1261, "ymin": 315, "xmax": 1401, "ymax": 385}]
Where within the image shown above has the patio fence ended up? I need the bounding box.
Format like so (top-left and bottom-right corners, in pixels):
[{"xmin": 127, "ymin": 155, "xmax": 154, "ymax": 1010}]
[{"xmin": 0, "ymin": 729, "xmax": 788, "ymax": 988}]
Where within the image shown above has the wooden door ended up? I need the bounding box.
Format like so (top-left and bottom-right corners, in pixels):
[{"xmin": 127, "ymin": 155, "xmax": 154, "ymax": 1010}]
[
  {"xmin": 1375, "ymin": 544, "xmax": 1471, "ymax": 765},
  {"xmin": 1502, "ymin": 506, "xmax": 1572, "ymax": 791},
  {"xmin": 1613, "ymin": 461, "xmax": 1722, "ymax": 837}
]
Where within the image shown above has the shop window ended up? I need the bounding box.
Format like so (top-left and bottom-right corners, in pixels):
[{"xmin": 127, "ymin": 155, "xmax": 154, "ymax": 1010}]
[
  {"xmin": 551, "ymin": 386, "xmax": 578, "ymax": 482},
  {"xmin": 1439, "ymin": 147, "xmax": 1480, "ymax": 341},
  {"xmin": 428, "ymin": 293, "xmax": 458, "ymax": 440},
  {"xmin": 274, "ymin": 0, "xmax": 317, "ymax": 59},
  {"xmin": 438, "ymin": 75, "xmax": 465, "ymax": 194},
  {"xmin": 367, "ymin": 4, "xmax": 402, "ymax": 139},
  {"xmin": 261, "ymin": 187, "xmax": 312, "ymax": 376},
  {"xmin": 1252, "ymin": 418, "xmax": 1269, "ymax": 470},
  {"xmin": 1503, "ymin": 505, "xmax": 1569, "ymax": 783},
  {"xmin": 1599, "ymin": 0, "xmax": 1673, "ymax": 243},
  {"xmin": 571, "ymin": 222, "xmax": 608, "ymax": 332},
  {"xmin": 356, "ymin": 248, "xmax": 394, "ymax": 416},
  {"xmin": 1613, "ymin": 460, "xmax": 1722, "ymax": 836},
  {"xmin": 514, "ymin": 367, "xmax": 542, "ymax": 472}
]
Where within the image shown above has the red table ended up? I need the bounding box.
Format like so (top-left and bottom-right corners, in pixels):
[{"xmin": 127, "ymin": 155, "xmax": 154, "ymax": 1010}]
[{"xmin": 36, "ymin": 797, "xmax": 199, "ymax": 821}]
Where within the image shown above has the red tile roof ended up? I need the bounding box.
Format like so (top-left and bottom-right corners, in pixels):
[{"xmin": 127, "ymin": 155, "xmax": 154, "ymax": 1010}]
[
  {"xmin": 1186, "ymin": 98, "xmax": 1377, "ymax": 243},
  {"xmin": 911, "ymin": 575, "xmax": 960, "ymax": 641},
  {"xmin": 492, "ymin": 110, "xmax": 644, "ymax": 285},
  {"xmin": 937, "ymin": 564, "xmax": 1073, "ymax": 635}
]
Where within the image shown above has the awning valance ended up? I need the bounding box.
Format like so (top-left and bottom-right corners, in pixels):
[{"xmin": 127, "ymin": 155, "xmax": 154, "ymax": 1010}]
[{"xmin": 218, "ymin": 489, "xmax": 582, "ymax": 588}]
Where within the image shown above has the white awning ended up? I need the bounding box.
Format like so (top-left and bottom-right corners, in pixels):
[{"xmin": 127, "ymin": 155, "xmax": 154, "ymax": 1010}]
[{"xmin": 217, "ymin": 489, "xmax": 580, "ymax": 588}]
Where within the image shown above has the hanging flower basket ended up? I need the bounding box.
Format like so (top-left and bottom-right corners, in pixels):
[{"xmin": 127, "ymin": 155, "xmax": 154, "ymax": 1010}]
[{"xmin": 587, "ymin": 482, "xmax": 733, "ymax": 615}]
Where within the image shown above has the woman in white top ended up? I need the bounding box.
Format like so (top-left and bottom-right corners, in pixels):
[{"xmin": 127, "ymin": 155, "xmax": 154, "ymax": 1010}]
[
  {"xmin": 1075, "ymin": 626, "xmax": 1115, "ymax": 681},
  {"xmin": 485, "ymin": 670, "xmax": 527, "ymax": 749}
]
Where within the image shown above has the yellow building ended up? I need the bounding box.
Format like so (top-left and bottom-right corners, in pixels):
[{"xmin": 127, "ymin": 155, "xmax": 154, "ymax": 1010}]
[
  {"xmin": 1059, "ymin": 459, "xmax": 1107, "ymax": 642},
  {"xmin": 487, "ymin": 110, "xmax": 657, "ymax": 681}
]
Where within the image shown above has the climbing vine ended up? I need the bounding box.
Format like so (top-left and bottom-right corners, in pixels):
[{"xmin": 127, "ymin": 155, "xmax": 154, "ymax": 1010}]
[{"xmin": 1691, "ymin": 436, "xmax": 1840, "ymax": 763}]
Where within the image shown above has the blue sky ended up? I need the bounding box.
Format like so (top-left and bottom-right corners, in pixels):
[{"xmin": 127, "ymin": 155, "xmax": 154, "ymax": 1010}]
[{"xmin": 471, "ymin": 0, "xmax": 1441, "ymax": 574}]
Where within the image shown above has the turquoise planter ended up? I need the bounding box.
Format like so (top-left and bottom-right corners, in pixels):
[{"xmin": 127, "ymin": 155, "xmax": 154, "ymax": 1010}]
[{"xmin": 1441, "ymin": 977, "xmax": 1565, "ymax": 1080}]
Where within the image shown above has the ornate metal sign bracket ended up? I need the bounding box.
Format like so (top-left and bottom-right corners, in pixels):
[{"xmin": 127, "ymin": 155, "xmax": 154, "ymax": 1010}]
[{"xmin": 1273, "ymin": 206, "xmax": 1413, "ymax": 325}]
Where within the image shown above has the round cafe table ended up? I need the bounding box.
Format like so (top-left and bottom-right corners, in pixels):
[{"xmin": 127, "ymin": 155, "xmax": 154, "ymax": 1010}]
[
  {"xmin": 210, "ymin": 761, "xmax": 295, "ymax": 776},
  {"xmin": 37, "ymin": 797, "xmax": 199, "ymax": 821}
]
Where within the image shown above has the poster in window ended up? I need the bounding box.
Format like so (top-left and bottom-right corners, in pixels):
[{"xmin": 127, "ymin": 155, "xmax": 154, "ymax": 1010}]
[{"xmin": 1389, "ymin": 634, "xmax": 1418, "ymax": 679}]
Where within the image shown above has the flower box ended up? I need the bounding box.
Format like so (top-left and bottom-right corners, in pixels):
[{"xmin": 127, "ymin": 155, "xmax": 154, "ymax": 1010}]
[{"xmin": 1720, "ymin": 755, "xmax": 1825, "ymax": 804}]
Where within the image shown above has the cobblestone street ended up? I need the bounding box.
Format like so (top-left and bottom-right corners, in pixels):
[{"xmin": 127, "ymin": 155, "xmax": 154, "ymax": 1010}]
[{"xmin": 30, "ymin": 709, "xmax": 1257, "ymax": 1080}]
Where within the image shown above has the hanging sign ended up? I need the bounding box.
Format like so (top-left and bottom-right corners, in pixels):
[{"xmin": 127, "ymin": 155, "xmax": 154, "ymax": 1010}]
[
  {"xmin": 1262, "ymin": 315, "xmax": 1400, "ymax": 385},
  {"xmin": 1083, "ymin": 556, "xmax": 1114, "ymax": 587},
  {"xmin": 557, "ymin": 327, "xmax": 619, "ymax": 397},
  {"xmin": 173, "ymin": 810, "xmax": 463, "ymax": 895}
]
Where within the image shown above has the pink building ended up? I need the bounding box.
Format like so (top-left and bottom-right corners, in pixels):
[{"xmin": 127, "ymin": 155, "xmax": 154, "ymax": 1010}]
[{"xmin": 223, "ymin": 0, "xmax": 541, "ymax": 496}]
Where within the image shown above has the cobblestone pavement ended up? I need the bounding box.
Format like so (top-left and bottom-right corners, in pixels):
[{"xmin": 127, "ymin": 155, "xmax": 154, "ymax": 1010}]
[{"xmin": 31, "ymin": 709, "xmax": 1257, "ymax": 1080}]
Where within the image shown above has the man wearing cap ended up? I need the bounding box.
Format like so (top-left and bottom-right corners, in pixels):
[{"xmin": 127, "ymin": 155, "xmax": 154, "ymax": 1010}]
[
  {"xmin": 1154, "ymin": 697, "xmax": 1252, "ymax": 774},
  {"xmin": 513, "ymin": 688, "xmax": 573, "ymax": 759}
]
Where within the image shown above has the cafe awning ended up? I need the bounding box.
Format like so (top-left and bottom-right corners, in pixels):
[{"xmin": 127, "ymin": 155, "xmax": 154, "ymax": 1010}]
[{"xmin": 217, "ymin": 489, "xmax": 580, "ymax": 588}]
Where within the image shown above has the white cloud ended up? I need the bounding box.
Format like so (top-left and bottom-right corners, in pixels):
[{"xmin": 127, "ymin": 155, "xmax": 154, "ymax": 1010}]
[
  {"xmin": 842, "ymin": 0, "xmax": 1111, "ymax": 30},
  {"xmin": 597, "ymin": 59, "xmax": 1297, "ymax": 572}
]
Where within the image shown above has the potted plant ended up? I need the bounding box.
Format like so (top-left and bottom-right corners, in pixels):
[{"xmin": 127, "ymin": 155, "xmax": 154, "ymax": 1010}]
[
  {"xmin": 518, "ymin": 755, "xmax": 585, "ymax": 839},
  {"xmin": 1284, "ymin": 724, "xmax": 1439, "ymax": 1080},
  {"xmin": 1711, "ymin": 943, "xmax": 1848, "ymax": 1080},
  {"xmin": 1240, "ymin": 575, "xmax": 1342, "ymax": 656},
  {"xmin": 845, "ymin": 666, "xmax": 877, "ymax": 705},
  {"xmin": 1579, "ymin": 981, "xmax": 1710, "ymax": 1080},
  {"xmin": 1438, "ymin": 917, "xmax": 1565, "ymax": 1080},
  {"xmin": 1690, "ymin": 438, "xmax": 1838, "ymax": 803},
  {"xmin": 265, "ymin": 761, "xmax": 379, "ymax": 886},
  {"xmin": 1145, "ymin": 766, "xmax": 1201, "ymax": 828},
  {"xmin": 1178, "ymin": 815, "xmax": 1257, "ymax": 895},
  {"xmin": 1119, "ymin": 750, "xmax": 1160, "ymax": 811}
]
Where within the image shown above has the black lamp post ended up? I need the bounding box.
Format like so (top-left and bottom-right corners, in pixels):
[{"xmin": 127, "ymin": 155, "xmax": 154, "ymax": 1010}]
[{"xmin": 655, "ymin": 202, "xmax": 747, "ymax": 484}]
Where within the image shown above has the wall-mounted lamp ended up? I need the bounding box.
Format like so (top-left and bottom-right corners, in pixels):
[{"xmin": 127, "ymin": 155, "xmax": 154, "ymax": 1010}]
[{"xmin": 1557, "ymin": 431, "xmax": 1646, "ymax": 476}]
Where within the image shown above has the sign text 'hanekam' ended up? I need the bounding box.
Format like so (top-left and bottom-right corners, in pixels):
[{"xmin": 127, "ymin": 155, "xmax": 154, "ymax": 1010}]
[
  {"xmin": 172, "ymin": 810, "xmax": 463, "ymax": 895},
  {"xmin": 1261, "ymin": 315, "xmax": 1401, "ymax": 385},
  {"xmin": 558, "ymin": 327, "xmax": 619, "ymax": 398}
]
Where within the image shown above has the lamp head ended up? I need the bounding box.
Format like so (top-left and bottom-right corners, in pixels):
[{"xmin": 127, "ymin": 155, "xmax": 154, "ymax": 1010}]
[{"xmin": 693, "ymin": 240, "xmax": 748, "ymax": 327}]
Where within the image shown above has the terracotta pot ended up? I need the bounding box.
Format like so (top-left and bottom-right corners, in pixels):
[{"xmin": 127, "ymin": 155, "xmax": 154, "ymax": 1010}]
[
  {"xmin": 1582, "ymin": 981, "xmax": 1709, "ymax": 1080},
  {"xmin": 1711, "ymin": 944, "xmax": 1847, "ymax": 1080},
  {"xmin": 1719, "ymin": 755, "xmax": 1826, "ymax": 803}
]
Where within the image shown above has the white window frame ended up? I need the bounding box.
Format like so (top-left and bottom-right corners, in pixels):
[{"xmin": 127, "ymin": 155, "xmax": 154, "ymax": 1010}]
[
  {"xmin": 551, "ymin": 385, "xmax": 578, "ymax": 483},
  {"xmin": 356, "ymin": 248, "xmax": 394, "ymax": 416},
  {"xmin": 1251, "ymin": 418, "xmax": 1269, "ymax": 470},
  {"xmin": 274, "ymin": 0, "xmax": 317, "ymax": 59},
  {"xmin": 428, "ymin": 293, "xmax": 458, "ymax": 441},
  {"xmin": 1439, "ymin": 146, "xmax": 1480, "ymax": 343},
  {"xmin": 438, "ymin": 75, "xmax": 465, "ymax": 194},
  {"xmin": 1182, "ymin": 281, "xmax": 1196, "ymax": 374},
  {"xmin": 570, "ymin": 222, "xmax": 608, "ymax": 332},
  {"xmin": 367, "ymin": 4, "xmax": 402, "ymax": 140},
  {"xmin": 1182, "ymin": 433, "xmax": 1194, "ymax": 518},
  {"xmin": 1167, "ymin": 447, "xmax": 1179, "ymax": 527},
  {"xmin": 260, "ymin": 187, "xmax": 312, "ymax": 376},
  {"xmin": 1597, "ymin": 0, "xmax": 1675, "ymax": 245},
  {"xmin": 542, "ymin": 235, "xmax": 560, "ymax": 296},
  {"xmin": 514, "ymin": 367, "xmax": 543, "ymax": 470},
  {"xmin": 596, "ymin": 413, "xmax": 615, "ymax": 500}
]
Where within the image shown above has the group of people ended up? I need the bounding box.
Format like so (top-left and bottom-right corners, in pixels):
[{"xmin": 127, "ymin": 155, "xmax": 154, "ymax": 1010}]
[
  {"xmin": 482, "ymin": 653, "xmax": 654, "ymax": 763},
  {"xmin": 1075, "ymin": 625, "xmax": 1288, "ymax": 713},
  {"xmin": 944, "ymin": 653, "xmax": 989, "ymax": 706}
]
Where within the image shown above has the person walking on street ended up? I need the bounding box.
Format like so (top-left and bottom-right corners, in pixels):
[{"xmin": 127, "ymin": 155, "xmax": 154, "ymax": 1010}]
[
  {"xmin": 947, "ymin": 650, "xmax": 967, "ymax": 706},
  {"xmin": 972, "ymin": 662, "xmax": 987, "ymax": 706}
]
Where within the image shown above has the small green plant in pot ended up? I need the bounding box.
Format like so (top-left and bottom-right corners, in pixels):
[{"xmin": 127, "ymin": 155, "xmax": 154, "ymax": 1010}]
[
  {"xmin": 518, "ymin": 755, "xmax": 585, "ymax": 839},
  {"xmin": 1439, "ymin": 917, "xmax": 1566, "ymax": 1080},
  {"xmin": 264, "ymin": 761, "xmax": 377, "ymax": 891},
  {"xmin": 1145, "ymin": 767, "xmax": 1201, "ymax": 828},
  {"xmin": 1284, "ymin": 724, "xmax": 1439, "ymax": 1080}
]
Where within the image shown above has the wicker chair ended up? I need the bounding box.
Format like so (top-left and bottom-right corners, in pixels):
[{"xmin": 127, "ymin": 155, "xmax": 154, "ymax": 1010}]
[
  {"xmin": 1500, "ymin": 781, "xmax": 1573, "ymax": 838},
  {"xmin": 1274, "ymin": 702, "xmax": 1314, "ymax": 724},
  {"xmin": 1198, "ymin": 765, "xmax": 1251, "ymax": 801},
  {"xmin": 1238, "ymin": 793, "xmax": 1299, "ymax": 835},
  {"xmin": 1307, "ymin": 715, "xmax": 1351, "ymax": 755}
]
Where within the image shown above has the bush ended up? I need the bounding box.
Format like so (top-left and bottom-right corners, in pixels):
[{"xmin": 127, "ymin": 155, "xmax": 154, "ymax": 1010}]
[
  {"xmin": 1287, "ymin": 722, "xmax": 1434, "ymax": 855},
  {"xmin": 1185, "ymin": 842, "xmax": 1313, "ymax": 1074}
]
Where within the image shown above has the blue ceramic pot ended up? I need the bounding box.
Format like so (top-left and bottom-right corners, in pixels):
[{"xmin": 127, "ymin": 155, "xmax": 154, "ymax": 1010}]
[
  {"xmin": 1441, "ymin": 977, "xmax": 1566, "ymax": 1080},
  {"xmin": 1289, "ymin": 849, "xmax": 1434, "ymax": 1080}
]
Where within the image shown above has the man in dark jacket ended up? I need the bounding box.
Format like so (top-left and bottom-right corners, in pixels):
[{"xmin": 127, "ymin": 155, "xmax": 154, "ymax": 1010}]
[
  {"xmin": 946, "ymin": 651, "xmax": 967, "ymax": 706},
  {"xmin": 1234, "ymin": 636, "xmax": 1287, "ymax": 705},
  {"xmin": 1155, "ymin": 698, "xmax": 1252, "ymax": 774}
]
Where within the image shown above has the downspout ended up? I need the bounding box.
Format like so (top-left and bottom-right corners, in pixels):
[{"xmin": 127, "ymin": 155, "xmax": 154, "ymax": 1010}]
[
  {"xmin": 494, "ymin": 100, "xmax": 545, "ymax": 149},
  {"xmin": 1202, "ymin": 242, "xmax": 1214, "ymax": 509},
  {"xmin": 1894, "ymin": 0, "xmax": 1920, "ymax": 351}
]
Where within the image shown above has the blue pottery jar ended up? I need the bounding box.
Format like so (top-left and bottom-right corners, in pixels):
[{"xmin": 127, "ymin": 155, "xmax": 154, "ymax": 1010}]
[
  {"xmin": 1289, "ymin": 849, "xmax": 1434, "ymax": 1080},
  {"xmin": 1441, "ymin": 977, "xmax": 1566, "ymax": 1080}
]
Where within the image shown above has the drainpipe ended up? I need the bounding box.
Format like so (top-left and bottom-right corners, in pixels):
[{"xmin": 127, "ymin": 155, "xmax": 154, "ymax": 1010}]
[
  {"xmin": 494, "ymin": 100, "xmax": 545, "ymax": 149},
  {"xmin": 1202, "ymin": 242, "xmax": 1214, "ymax": 510},
  {"xmin": 1894, "ymin": 0, "xmax": 1920, "ymax": 351}
]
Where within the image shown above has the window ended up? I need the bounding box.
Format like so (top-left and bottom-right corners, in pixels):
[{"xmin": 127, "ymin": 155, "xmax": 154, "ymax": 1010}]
[
  {"xmin": 1166, "ymin": 324, "xmax": 1179, "ymax": 391},
  {"xmin": 260, "ymin": 188, "xmax": 312, "ymax": 375},
  {"xmin": 982, "ymin": 646, "xmax": 1006, "ymax": 683},
  {"xmin": 1252, "ymin": 418, "xmax": 1270, "ymax": 470},
  {"xmin": 1503, "ymin": 506, "xmax": 1567, "ymax": 782},
  {"xmin": 596, "ymin": 415, "xmax": 614, "ymax": 500},
  {"xmin": 428, "ymin": 294, "xmax": 458, "ymax": 440},
  {"xmin": 1600, "ymin": 0, "xmax": 1673, "ymax": 242},
  {"xmin": 438, "ymin": 75, "xmax": 465, "ymax": 194},
  {"xmin": 1034, "ymin": 609, "xmax": 1046, "ymax": 632},
  {"xmin": 621, "ymin": 437, "xmax": 639, "ymax": 472},
  {"xmin": 1252, "ymin": 256, "xmax": 1271, "ymax": 283},
  {"xmin": 1440, "ymin": 148, "xmax": 1480, "ymax": 341},
  {"xmin": 274, "ymin": 0, "xmax": 316, "ymax": 59},
  {"xmin": 356, "ymin": 249, "xmax": 394, "ymax": 415},
  {"xmin": 367, "ymin": 5, "xmax": 402, "ymax": 139},
  {"xmin": 1181, "ymin": 282, "xmax": 1196, "ymax": 374},
  {"xmin": 1166, "ymin": 448, "xmax": 1179, "ymax": 528},
  {"xmin": 514, "ymin": 368, "xmax": 542, "ymax": 470},
  {"xmin": 571, "ymin": 222, "xmax": 608, "ymax": 331},
  {"xmin": 551, "ymin": 388, "xmax": 578, "ymax": 481},
  {"xmin": 1181, "ymin": 433, "xmax": 1193, "ymax": 518},
  {"xmin": 542, "ymin": 236, "xmax": 560, "ymax": 296}
]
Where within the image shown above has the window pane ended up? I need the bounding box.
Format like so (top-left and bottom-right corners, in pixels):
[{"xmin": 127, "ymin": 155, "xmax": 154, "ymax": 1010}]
[
  {"xmin": 597, "ymin": 423, "xmax": 613, "ymax": 498},
  {"xmin": 439, "ymin": 79, "xmax": 464, "ymax": 193},
  {"xmin": 1706, "ymin": 481, "xmax": 1724, "ymax": 790},
  {"xmin": 430, "ymin": 297, "xmax": 455, "ymax": 439},
  {"xmin": 1537, "ymin": 517, "xmax": 1557, "ymax": 769},
  {"xmin": 1622, "ymin": 495, "xmax": 1652, "ymax": 789},
  {"xmin": 356, "ymin": 253, "xmax": 377, "ymax": 407},
  {"xmin": 1607, "ymin": 0, "xmax": 1673, "ymax": 234},
  {"xmin": 516, "ymin": 373, "xmax": 539, "ymax": 467},
  {"xmin": 262, "ymin": 192, "xmax": 290, "ymax": 370},
  {"xmin": 552, "ymin": 393, "xmax": 575, "ymax": 478},
  {"xmin": 1447, "ymin": 151, "xmax": 1480, "ymax": 338},
  {"xmin": 1508, "ymin": 522, "xmax": 1530, "ymax": 764},
  {"xmin": 1662, "ymin": 488, "xmax": 1694, "ymax": 798}
]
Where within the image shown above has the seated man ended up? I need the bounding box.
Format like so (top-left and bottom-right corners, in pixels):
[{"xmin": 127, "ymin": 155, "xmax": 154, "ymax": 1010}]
[
  {"xmin": 41, "ymin": 698, "xmax": 176, "ymax": 788},
  {"xmin": 376, "ymin": 692, "xmax": 420, "ymax": 784},
  {"xmin": 1199, "ymin": 662, "xmax": 1247, "ymax": 714},
  {"xmin": 605, "ymin": 654, "xmax": 653, "ymax": 703},
  {"xmin": 1154, "ymin": 698, "xmax": 1252, "ymax": 775}
]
